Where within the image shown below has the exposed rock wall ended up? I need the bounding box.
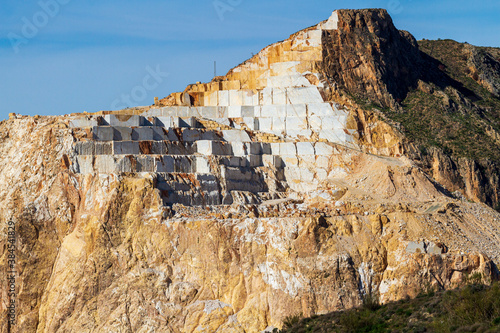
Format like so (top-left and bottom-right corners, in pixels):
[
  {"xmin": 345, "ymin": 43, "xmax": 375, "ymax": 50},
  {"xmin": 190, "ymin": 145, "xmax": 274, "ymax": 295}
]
[
  {"xmin": 464, "ymin": 44, "xmax": 500, "ymax": 97},
  {"xmin": 408, "ymin": 146, "xmax": 500, "ymax": 208},
  {"xmin": 321, "ymin": 9, "xmax": 421, "ymax": 108}
]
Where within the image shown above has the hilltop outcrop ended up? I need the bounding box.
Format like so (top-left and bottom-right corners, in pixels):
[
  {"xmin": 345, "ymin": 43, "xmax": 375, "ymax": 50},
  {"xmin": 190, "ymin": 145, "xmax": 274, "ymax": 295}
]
[{"xmin": 321, "ymin": 9, "xmax": 421, "ymax": 108}]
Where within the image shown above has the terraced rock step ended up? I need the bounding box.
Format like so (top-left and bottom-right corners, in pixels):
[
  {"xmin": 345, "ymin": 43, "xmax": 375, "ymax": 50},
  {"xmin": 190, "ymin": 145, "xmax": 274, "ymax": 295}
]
[
  {"xmin": 66, "ymin": 11, "xmax": 357, "ymax": 208},
  {"xmin": 91, "ymin": 126, "xmax": 224, "ymax": 142},
  {"xmin": 75, "ymin": 139, "xmax": 337, "ymax": 156},
  {"xmin": 156, "ymin": 173, "xmax": 222, "ymax": 206},
  {"xmin": 75, "ymin": 155, "xmax": 212, "ymax": 174}
]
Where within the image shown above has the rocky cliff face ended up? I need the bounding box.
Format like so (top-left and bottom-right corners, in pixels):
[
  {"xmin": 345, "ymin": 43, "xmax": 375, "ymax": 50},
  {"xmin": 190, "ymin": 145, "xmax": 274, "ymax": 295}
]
[
  {"xmin": 321, "ymin": 9, "xmax": 421, "ymax": 109},
  {"xmin": 407, "ymin": 146, "xmax": 500, "ymax": 209},
  {"xmin": 464, "ymin": 44, "xmax": 500, "ymax": 97},
  {"xmin": 1, "ymin": 9, "xmax": 500, "ymax": 333},
  {"xmin": 403, "ymin": 40, "xmax": 500, "ymax": 210}
]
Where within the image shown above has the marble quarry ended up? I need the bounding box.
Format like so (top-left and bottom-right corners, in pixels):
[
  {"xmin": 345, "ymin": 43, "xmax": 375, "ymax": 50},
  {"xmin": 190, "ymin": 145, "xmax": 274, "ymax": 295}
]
[{"xmin": 69, "ymin": 11, "xmax": 360, "ymax": 206}]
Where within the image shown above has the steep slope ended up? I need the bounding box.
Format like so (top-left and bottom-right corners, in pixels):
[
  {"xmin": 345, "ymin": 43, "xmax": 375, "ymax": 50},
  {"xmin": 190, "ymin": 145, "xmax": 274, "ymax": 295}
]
[
  {"xmin": 1, "ymin": 8, "xmax": 500, "ymax": 333},
  {"xmin": 405, "ymin": 40, "xmax": 500, "ymax": 209},
  {"xmin": 321, "ymin": 22, "xmax": 500, "ymax": 208}
]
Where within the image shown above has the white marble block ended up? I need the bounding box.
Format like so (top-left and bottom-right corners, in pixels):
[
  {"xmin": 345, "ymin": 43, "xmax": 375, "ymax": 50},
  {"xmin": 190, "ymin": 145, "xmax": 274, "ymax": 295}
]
[
  {"xmin": 287, "ymin": 87, "xmax": 323, "ymax": 104},
  {"xmin": 261, "ymin": 105, "xmax": 287, "ymax": 118},
  {"xmin": 258, "ymin": 118, "xmax": 273, "ymax": 132},
  {"xmin": 242, "ymin": 90, "xmax": 259, "ymax": 106},
  {"xmin": 231, "ymin": 142, "xmax": 246, "ymax": 156},
  {"xmin": 93, "ymin": 126, "xmax": 114, "ymax": 141},
  {"xmin": 243, "ymin": 117, "xmax": 258, "ymax": 131},
  {"xmin": 218, "ymin": 90, "xmax": 229, "ymax": 106},
  {"xmin": 246, "ymin": 155, "xmax": 263, "ymax": 167},
  {"xmin": 314, "ymin": 142, "xmax": 335, "ymax": 156},
  {"xmin": 281, "ymin": 155, "xmax": 299, "ymax": 167},
  {"xmin": 95, "ymin": 155, "xmax": 116, "ymax": 173},
  {"xmin": 316, "ymin": 169, "xmax": 328, "ymax": 180},
  {"xmin": 228, "ymin": 105, "xmax": 242, "ymax": 118},
  {"xmin": 229, "ymin": 90, "xmax": 243, "ymax": 106},
  {"xmin": 217, "ymin": 106, "xmax": 228, "ymax": 118},
  {"xmin": 308, "ymin": 115, "xmax": 323, "ymax": 130},
  {"xmin": 245, "ymin": 142, "xmax": 262, "ymax": 155},
  {"xmin": 182, "ymin": 129, "xmax": 202, "ymax": 142},
  {"xmin": 69, "ymin": 117, "xmax": 98, "ymax": 128},
  {"xmin": 272, "ymin": 88, "xmax": 287, "ymax": 105},
  {"xmin": 207, "ymin": 91, "xmax": 218, "ymax": 106},
  {"xmin": 200, "ymin": 106, "xmax": 218, "ymax": 118},
  {"xmin": 308, "ymin": 103, "xmax": 334, "ymax": 116},
  {"xmin": 113, "ymin": 126, "xmax": 133, "ymax": 141},
  {"xmin": 153, "ymin": 116, "xmax": 173, "ymax": 127},
  {"xmin": 261, "ymin": 87, "xmax": 273, "ymax": 105},
  {"xmin": 105, "ymin": 114, "xmax": 142, "ymax": 127},
  {"xmin": 300, "ymin": 168, "xmax": 315, "ymax": 182},
  {"xmin": 136, "ymin": 156, "xmax": 155, "ymax": 172},
  {"xmin": 197, "ymin": 140, "xmax": 231, "ymax": 155},
  {"xmin": 262, "ymin": 155, "xmax": 282, "ymax": 167},
  {"xmin": 132, "ymin": 127, "xmax": 154, "ymax": 141},
  {"xmin": 76, "ymin": 156, "xmax": 94, "ymax": 174},
  {"xmin": 222, "ymin": 130, "xmax": 251, "ymax": 142},
  {"xmin": 176, "ymin": 107, "xmax": 190, "ymax": 117},
  {"xmin": 113, "ymin": 141, "xmax": 140, "ymax": 155},
  {"xmin": 272, "ymin": 117, "xmax": 286, "ymax": 133},
  {"xmin": 286, "ymin": 116, "xmax": 308, "ymax": 131},
  {"xmin": 270, "ymin": 143, "xmax": 281, "ymax": 155},
  {"xmin": 285, "ymin": 129, "xmax": 313, "ymax": 139},
  {"xmin": 188, "ymin": 107, "xmax": 202, "ymax": 118},
  {"xmin": 319, "ymin": 128, "xmax": 348, "ymax": 144},
  {"xmin": 241, "ymin": 106, "xmax": 255, "ymax": 118},
  {"xmin": 316, "ymin": 155, "xmax": 330, "ymax": 169},
  {"xmin": 296, "ymin": 142, "xmax": 315, "ymax": 155},
  {"xmin": 267, "ymin": 74, "xmax": 311, "ymax": 89},
  {"xmin": 195, "ymin": 156, "xmax": 211, "ymax": 173},
  {"xmin": 286, "ymin": 104, "xmax": 307, "ymax": 117},
  {"xmin": 279, "ymin": 142, "xmax": 297, "ymax": 155},
  {"xmin": 156, "ymin": 156, "xmax": 175, "ymax": 172},
  {"xmin": 320, "ymin": 116, "xmax": 345, "ymax": 130}
]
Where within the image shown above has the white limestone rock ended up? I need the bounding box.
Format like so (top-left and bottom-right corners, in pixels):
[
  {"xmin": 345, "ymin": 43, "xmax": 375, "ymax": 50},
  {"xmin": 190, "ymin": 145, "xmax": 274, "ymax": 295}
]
[
  {"xmin": 296, "ymin": 142, "xmax": 315, "ymax": 155},
  {"xmin": 222, "ymin": 130, "xmax": 251, "ymax": 142}
]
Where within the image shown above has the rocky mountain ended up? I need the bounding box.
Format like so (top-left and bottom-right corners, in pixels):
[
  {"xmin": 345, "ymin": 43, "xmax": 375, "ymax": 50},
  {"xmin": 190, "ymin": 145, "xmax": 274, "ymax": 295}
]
[{"xmin": 1, "ymin": 8, "xmax": 499, "ymax": 333}]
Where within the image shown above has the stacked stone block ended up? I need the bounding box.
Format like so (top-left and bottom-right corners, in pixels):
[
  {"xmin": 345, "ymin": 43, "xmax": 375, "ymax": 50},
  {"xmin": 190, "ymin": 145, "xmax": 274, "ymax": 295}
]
[
  {"xmin": 71, "ymin": 110, "xmax": 345, "ymax": 195},
  {"xmin": 67, "ymin": 12, "xmax": 356, "ymax": 204}
]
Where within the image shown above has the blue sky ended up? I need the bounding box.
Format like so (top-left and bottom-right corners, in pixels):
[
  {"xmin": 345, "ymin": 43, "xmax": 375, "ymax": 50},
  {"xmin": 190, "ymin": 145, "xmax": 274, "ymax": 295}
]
[{"xmin": 1, "ymin": 0, "xmax": 499, "ymax": 119}]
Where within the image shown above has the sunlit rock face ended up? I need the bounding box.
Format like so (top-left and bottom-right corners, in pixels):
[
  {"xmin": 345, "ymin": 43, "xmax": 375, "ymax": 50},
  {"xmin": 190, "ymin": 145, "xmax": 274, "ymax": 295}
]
[{"xmin": 1, "ymin": 9, "xmax": 499, "ymax": 333}]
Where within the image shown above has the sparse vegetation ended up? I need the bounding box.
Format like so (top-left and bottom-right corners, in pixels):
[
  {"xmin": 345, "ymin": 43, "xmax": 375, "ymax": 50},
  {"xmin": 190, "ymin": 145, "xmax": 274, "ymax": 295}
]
[
  {"xmin": 277, "ymin": 282, "xmax": 500, "ymax": 332},
  {"xmin": 282, "ymin": 313, "xmax": 304, "ymax": 329},
  {"xmin": 362, "ymin": 292, "xmax": 381, "ymax": 312},
  {"xmin": 377, "ymin": 40, "xmax": 500, "ymax": 162}
]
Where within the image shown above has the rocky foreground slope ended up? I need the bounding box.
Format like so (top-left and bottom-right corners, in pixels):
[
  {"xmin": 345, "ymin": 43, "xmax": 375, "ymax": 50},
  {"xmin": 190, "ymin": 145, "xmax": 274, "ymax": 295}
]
[{"xmin": 1, "ymin": 8, "xmax": 500, "ymax": 333}]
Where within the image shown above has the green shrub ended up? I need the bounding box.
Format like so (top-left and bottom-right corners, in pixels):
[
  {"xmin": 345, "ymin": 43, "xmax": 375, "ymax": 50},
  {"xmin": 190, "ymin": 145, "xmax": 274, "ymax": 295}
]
[
  {"xmin": 362, "ymin": 292, "xmax": 380, "ymax": 311},
  {"xmin": 431, "ymin": 282, "xmax": 500, "ymax": 331},
  {"xmin": 282, "ymin": 313, "xmax": 303, "ymax": 329},
  {"xmin": 279, "ymin": 282, "xmax": 500, "ymax": 333}
]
